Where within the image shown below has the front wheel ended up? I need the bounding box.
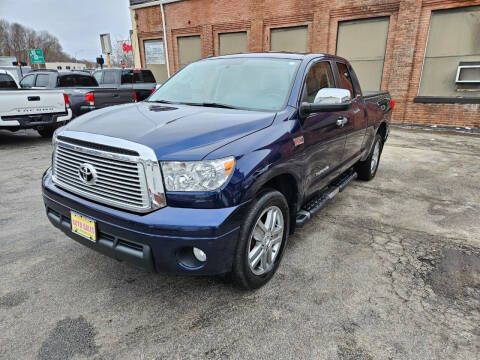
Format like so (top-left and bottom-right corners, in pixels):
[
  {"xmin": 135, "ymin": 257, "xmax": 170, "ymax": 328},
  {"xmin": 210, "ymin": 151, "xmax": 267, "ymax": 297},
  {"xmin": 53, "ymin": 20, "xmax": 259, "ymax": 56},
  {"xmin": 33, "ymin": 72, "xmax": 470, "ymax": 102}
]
[
  {"xmin": 232, "ymin": 190, "xmax": 289, "ymax": 290},
  {"xmin": 356, "ymin": 133, "xmax": 383, "ymax": 181}
]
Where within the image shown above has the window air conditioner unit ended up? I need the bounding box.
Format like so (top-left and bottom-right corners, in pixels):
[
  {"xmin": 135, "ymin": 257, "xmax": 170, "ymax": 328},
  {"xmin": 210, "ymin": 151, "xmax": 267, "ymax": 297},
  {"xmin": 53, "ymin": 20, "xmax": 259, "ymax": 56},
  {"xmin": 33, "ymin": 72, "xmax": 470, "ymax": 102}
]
[{"xmin": 455, "ymin": 62, "xmax": 480, "ymax": 84}]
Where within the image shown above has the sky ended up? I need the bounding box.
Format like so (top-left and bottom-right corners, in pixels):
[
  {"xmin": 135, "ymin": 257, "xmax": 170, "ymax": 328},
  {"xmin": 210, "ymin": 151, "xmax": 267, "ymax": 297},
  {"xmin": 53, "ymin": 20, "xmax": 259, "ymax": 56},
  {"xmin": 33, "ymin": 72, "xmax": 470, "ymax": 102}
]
[{"xmin": 0, "ymin": 0, "xmax": 132, "ymax": 61}]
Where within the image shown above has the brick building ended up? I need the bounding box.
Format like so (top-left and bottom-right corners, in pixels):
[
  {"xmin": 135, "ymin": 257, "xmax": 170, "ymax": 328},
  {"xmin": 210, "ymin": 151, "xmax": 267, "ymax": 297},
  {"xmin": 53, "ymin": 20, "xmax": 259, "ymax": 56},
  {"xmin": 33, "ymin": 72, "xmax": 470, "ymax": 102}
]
[{"xmin": 129, "ymin": 0, "xmax": 480, "ymax": 129}]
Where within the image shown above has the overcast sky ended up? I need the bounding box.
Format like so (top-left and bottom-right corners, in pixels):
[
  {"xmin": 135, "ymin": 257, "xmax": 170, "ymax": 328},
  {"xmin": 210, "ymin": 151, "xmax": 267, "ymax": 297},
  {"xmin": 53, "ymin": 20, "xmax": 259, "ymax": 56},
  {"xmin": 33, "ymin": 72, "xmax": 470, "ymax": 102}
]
[{"xmin": 0, "ymin": 0, "xmax": 132, "ymax": 61}]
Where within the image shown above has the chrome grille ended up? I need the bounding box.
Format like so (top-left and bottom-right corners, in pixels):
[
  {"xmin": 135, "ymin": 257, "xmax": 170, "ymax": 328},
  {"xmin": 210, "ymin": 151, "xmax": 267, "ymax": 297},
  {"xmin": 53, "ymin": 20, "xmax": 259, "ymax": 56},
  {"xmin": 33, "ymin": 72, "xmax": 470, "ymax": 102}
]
[{"xmin": 52, "ymin": 137, "xmax": 154, "ymax": 212}]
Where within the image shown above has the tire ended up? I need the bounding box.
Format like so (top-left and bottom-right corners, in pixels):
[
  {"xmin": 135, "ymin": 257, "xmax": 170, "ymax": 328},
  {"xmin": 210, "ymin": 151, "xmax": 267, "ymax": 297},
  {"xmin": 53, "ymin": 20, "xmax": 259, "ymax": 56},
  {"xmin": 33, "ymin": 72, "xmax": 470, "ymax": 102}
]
[
  {"xmin": 232, "ymin": 190, "xmax": 289, "ymax": 290},
  {"xmin": 37, "ymin": 126, "xmax": 55, "ymax": 138},
  {"xmin": 357, "ymin": 133, "xmax": 383, "ymax": 181}
]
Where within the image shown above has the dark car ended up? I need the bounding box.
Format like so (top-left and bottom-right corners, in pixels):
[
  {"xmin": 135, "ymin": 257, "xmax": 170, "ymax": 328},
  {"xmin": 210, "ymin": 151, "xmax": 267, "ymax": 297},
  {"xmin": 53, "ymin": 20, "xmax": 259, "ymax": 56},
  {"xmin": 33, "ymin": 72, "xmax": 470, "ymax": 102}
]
[
  {"xmin": 20, "ymin": 70, "xmax": 136, "ymax": 118},
  {"xmin": 43, "ymin": 53, "xmax": 392, "ymax": 289},
  {"xmin": 93, "ymin": 68, "xmax": 157, "ymax": 101}
]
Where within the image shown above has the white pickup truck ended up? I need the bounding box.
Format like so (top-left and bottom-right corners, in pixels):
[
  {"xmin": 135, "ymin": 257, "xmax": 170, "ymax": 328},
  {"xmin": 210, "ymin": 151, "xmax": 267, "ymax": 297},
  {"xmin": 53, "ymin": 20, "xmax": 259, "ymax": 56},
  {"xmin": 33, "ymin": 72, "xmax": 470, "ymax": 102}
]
[{"xmin": 0, "ymin": 70, "xmax": 72, "ymax": 137}]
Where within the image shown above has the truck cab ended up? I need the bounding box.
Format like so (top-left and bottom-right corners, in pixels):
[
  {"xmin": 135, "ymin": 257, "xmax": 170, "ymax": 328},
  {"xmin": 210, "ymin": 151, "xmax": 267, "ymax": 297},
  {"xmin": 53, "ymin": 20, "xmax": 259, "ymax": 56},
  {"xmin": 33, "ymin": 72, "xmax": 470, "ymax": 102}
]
[{"xmin": 93, "ymin": 68, "xmax": 157, "ymax": 101}]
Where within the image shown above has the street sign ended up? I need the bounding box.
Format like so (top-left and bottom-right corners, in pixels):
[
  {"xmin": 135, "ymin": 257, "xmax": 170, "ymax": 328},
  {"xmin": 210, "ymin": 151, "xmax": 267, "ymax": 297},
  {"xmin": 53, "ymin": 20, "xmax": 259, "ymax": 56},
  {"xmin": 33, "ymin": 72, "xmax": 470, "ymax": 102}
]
[
  {"xmin": 100, "ymin": 34, "xmax": 112, "ymax": 54},
  {"xmin": 29, "ymin": 49, "xmax": 45, "ymax": 64}
]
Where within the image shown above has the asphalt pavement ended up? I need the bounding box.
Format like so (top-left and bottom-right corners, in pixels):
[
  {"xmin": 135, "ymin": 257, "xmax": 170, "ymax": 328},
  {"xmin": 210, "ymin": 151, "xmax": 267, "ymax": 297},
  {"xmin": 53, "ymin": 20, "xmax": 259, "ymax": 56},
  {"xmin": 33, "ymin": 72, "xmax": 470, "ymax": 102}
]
[{"xmin": 0, "ymin": 128, "xmax": 479, "ymax": 359}]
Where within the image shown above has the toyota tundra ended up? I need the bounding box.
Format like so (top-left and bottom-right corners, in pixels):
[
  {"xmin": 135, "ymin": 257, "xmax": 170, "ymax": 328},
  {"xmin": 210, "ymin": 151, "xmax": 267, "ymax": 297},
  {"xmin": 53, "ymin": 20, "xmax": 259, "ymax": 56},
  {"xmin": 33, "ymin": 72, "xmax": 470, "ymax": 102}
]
[{"xmin": 42, "ymin": 53, "xmax": 392, "ymax": 289}]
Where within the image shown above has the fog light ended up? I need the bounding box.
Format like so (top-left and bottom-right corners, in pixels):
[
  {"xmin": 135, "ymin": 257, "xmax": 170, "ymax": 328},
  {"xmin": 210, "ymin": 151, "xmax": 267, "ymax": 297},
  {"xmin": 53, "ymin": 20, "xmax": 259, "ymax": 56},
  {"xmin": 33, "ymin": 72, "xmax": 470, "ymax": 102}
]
[{"xmin": 193, "ymin": 247, "xmax": 207, "ymax": 262}]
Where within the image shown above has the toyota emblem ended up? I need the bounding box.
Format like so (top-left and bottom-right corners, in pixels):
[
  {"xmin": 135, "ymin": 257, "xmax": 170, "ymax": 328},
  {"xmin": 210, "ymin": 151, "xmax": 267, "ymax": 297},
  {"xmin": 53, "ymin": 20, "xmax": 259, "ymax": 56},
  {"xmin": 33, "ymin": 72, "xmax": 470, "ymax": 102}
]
[{"xmin": 78, "ymin": 163, "xmax": 97, "ymax": 185}]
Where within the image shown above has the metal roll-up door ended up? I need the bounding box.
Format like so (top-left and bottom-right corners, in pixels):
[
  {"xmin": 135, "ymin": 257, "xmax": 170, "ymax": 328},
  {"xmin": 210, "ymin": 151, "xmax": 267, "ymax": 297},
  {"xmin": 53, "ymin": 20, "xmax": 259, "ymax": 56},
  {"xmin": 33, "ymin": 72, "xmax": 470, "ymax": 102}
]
[
  {"xmin": 178, "ymin": 35, "xmax": 202, "ymax": 69},
  {"xmin": 270, "ymin": 26, "xmax": 308, "ymax": 53},
  {"xmin": 219, "ymin": 32, "xmax": 248, "ymax": 55},
  {"xmin": 144, "ymin": 40, "xmax": 167, "ymax": 83},
  {"xmin": 336, "ymin": 17, "xmax": 390, "ymax": 91}
]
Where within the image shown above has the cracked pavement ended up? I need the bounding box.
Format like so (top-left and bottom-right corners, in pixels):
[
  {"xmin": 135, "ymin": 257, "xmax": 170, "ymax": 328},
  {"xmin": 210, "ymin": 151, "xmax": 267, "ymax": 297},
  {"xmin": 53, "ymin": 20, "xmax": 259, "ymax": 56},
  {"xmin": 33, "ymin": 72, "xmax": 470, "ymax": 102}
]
[{"xmin": 0, "ymin": 128, "xmax": 479, "ymax": 359}]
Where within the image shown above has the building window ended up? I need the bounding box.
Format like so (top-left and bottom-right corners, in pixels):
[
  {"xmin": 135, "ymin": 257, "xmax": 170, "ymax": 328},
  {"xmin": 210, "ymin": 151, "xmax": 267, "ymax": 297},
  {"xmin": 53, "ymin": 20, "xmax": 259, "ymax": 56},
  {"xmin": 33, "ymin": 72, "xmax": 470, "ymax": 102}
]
[
  {"xmin": 144, "ymin": 40, "xmax": 167, "ymax": 83},
  {"xmin": 270, "ymin": 26, "xmax": 308, "ymax": 53},
  {"xmin": 219, "ymin": 32, "xmax": 247, "ymax": 56},
  {"xmin": 336, "ymin": 17, "xmax": 389, "ymax": 91},
  {"xmin": 419, "ymin": 6, "xmax": 480, "ymax": 97},
  {"xmin": 177, "ymin": 35, "xmax": 201, "ymax": 69}
]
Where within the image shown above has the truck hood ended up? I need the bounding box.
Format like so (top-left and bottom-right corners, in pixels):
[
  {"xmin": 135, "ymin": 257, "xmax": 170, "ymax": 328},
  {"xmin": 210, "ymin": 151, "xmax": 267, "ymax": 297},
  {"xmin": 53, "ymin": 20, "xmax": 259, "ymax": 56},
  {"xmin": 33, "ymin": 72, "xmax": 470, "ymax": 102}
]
[{"xmin": 63, "ymin": 102, "xmax": 276, "ymax": 160}]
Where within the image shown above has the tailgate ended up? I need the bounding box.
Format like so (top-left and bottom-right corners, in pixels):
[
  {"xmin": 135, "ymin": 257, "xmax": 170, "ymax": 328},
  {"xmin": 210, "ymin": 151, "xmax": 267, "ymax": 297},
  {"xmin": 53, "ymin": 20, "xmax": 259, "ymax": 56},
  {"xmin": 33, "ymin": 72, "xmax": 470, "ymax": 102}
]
[
  {"xmin": 0, "ymin": 90, "xmax": 66, "ymax": 117},
  {"xmin": 93, "ymin": 88, "xmax": 135, "ymax": 108}
]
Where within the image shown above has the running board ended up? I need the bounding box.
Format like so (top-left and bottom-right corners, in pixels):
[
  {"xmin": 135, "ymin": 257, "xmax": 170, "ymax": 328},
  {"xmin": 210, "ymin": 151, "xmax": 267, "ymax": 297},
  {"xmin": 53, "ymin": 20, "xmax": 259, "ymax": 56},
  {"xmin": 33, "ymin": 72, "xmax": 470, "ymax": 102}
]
[{"xmin": 295, "ymin": 171, "xmax": 357, "ymax": 228}]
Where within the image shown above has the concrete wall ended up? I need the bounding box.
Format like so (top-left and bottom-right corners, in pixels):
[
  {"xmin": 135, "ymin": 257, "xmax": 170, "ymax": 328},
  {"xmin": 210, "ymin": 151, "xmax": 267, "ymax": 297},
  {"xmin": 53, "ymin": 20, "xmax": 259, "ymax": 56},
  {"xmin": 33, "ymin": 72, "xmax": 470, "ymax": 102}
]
[{"xmin": 130, "ymin": 0, "xmax": 480, "ymax": 129}]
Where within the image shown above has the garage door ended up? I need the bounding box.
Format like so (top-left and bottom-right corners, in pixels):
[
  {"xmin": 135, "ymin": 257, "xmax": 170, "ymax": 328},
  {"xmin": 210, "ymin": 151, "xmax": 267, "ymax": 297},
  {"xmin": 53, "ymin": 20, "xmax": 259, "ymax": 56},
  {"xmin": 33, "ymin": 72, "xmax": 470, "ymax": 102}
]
[
  {"xmin": 219, "ymin": 32, "xmax": 247, "ymax": 55},
  {"xmin": 270, "ymin": 26, "xmax": 308, "ymax": 53},
  {"xmin": 143, "ymin": 40, "xmax": 167, "ymax": 83},
  {"xmin": 336, "ymin": 17, "xmax": 389, "ymax": 91},
  {"xmin": 419, "ymin": 6, "xmax": 480, "ymax": 96},
  {"xmin": 177, "ymin": 35, "xmax": 202, "ymax": 69}
]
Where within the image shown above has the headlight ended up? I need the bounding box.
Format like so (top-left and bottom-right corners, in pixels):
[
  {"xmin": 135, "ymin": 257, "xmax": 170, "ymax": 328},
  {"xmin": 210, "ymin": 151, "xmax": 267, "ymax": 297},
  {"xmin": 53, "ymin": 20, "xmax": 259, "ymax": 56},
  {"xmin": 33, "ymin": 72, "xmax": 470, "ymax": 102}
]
[{"xmin": 161, "ymin": 157, "xmax": 235, "ymax": 192}]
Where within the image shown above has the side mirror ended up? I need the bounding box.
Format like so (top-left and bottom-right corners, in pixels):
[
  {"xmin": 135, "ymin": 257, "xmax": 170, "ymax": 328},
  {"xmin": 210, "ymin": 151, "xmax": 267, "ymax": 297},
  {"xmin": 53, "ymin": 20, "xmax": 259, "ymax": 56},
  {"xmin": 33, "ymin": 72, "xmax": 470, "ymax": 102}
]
[{"xmin": 300, "ymin": 88, "xmax": 351, "ymax": 117}]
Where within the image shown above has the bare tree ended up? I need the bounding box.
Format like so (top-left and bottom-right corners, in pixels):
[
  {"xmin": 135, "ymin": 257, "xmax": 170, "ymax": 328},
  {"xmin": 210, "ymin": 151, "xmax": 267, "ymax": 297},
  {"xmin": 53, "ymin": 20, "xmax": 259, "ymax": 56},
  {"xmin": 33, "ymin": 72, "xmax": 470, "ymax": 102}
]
[
  {"xmin": 111, "ymin": 40, "xmax": 134, "ymax": 68},
  {"xmin": 0, "ymin": 19, "xmax": 75, "ymax": 64}
]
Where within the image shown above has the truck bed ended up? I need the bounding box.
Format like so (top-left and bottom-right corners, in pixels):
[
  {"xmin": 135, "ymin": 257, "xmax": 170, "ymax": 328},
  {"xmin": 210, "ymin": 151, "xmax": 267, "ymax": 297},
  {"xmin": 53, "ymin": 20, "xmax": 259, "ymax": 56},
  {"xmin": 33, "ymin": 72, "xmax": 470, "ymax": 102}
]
[{"xmin": 363, "ymin": 91, "xmax": 392, "ymax": 113}]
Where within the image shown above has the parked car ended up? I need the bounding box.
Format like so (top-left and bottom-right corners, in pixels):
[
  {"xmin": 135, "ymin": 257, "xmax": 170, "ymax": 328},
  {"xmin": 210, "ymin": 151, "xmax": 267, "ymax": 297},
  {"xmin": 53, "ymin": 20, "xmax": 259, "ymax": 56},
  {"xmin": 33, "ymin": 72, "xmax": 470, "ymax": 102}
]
[
  {"xmin": 19, "ymin": 70, "xmax": 137, "ymax": 118},
  {"xmin": 93, "ymin": 68, "xmax": 157, "ymax": 101},
  {"xmin": 42, "ymin": 53, "xmax": 392, "ymax": 289},
  {"xmin": 0, "ymin": 70, "xmax": 72, "ymax": 137}
]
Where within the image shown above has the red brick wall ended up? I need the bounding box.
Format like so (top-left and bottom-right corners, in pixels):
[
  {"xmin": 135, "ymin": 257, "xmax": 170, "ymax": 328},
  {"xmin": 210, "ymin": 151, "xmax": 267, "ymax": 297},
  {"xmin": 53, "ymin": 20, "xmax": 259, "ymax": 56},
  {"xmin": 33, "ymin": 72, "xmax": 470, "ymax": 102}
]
[{"xmin": 133, "ymin": 0, "xmax": 480, "ymax": 129}]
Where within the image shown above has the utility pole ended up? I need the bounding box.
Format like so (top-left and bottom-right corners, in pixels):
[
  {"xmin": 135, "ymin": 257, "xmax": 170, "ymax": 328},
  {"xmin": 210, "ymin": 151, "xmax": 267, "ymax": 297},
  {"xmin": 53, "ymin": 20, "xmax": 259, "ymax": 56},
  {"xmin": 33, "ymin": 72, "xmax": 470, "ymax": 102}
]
[{"xmin": 100, "ymin": 33, "xmax": 113, "ymax": 69}]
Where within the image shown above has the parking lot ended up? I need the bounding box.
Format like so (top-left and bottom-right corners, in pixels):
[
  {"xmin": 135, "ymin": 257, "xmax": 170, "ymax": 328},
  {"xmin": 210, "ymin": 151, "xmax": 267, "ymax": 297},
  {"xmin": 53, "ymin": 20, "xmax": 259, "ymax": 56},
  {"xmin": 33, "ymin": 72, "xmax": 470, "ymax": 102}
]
[{"xmin": 0, "ymin": 127, "xmax": 479, "ymax": 359}]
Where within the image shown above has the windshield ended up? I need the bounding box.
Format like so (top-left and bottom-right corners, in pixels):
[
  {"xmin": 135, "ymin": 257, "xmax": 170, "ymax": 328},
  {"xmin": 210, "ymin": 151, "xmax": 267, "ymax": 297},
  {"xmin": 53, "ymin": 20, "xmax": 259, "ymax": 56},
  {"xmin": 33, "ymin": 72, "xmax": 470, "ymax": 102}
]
[{"xmin": 149, "ymin": 57, "xmax": 301, "ymax": 111}]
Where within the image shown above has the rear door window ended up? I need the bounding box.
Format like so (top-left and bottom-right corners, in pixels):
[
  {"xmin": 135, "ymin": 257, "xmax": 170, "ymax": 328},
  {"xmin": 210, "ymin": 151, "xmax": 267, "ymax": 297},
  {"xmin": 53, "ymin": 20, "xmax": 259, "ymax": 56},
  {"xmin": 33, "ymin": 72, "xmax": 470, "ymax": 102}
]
[
  {"xmin": 336, "ymin": 62, "xmax": 355, "ymax": 97},
  {"xmin": 0, "ymin": 73, "xmax": 18, "ymax": 89},
  {"xmin": 35, "ymin": 74, "xmax": 50, "ymax": 87}
]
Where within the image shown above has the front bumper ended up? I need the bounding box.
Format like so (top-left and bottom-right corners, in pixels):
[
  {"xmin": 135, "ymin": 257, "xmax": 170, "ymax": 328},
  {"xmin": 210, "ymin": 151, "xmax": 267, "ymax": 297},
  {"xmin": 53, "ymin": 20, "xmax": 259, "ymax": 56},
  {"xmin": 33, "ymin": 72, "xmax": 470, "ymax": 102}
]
[{"xmin": 42, "ymin": 169, "xmax": 247, "ymax": 275}]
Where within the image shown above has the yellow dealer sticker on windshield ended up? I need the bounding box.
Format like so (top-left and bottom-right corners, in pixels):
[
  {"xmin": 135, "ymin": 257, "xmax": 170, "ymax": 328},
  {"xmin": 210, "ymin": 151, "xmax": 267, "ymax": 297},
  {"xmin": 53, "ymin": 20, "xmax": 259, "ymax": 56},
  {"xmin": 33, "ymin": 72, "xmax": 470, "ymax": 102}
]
[{"xmin": 71, "ymin": 212, "xmax": 96, "ymax": 242}]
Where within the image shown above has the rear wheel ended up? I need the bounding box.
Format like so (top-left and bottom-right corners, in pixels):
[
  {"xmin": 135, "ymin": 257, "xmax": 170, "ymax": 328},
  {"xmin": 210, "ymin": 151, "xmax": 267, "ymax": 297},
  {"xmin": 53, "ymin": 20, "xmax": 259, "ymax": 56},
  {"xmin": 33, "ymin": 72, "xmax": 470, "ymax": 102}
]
[
  {"xmin": 357, "ymin": 134, "xmax": 383, "ymax": 181},
  {"xmin": 37, "ymin": 126, "xmax": 55, "ymax": 138},
  {"xmin": 232, "ymin": 190, "xmax": 289, "ymax": 290}
]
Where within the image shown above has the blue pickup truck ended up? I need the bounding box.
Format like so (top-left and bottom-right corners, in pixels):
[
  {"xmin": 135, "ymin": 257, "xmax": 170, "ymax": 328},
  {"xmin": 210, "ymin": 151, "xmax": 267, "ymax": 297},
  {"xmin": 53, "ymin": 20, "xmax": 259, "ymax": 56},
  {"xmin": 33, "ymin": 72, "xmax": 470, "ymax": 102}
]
[{"xmin": 42, "ymin": 53, "xmax": 392, "ymax": 289}]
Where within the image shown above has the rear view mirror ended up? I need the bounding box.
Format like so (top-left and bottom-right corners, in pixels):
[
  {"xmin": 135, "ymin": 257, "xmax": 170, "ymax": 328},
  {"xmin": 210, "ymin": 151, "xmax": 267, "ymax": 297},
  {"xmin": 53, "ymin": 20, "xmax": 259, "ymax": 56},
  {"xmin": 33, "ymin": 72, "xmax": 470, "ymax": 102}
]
[{"xmin": 300, "ymin": 88, "xmax": 351, "ymax": 117}]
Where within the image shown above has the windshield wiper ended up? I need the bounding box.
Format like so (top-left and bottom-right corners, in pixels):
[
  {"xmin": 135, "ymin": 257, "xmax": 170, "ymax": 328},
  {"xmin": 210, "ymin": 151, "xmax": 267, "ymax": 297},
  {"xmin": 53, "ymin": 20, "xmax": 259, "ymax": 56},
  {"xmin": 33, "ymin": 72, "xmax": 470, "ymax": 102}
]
[
  {"xmin": 186, "ymin": 102, "xmax": 239, "ymax": 109},
  {"xmin": 146, "ymin": 100, "xmax": 238, "ymax": 109},
  {"xmin": 146, "ymin": 100, "xmax": 176, "ymax": 104}
]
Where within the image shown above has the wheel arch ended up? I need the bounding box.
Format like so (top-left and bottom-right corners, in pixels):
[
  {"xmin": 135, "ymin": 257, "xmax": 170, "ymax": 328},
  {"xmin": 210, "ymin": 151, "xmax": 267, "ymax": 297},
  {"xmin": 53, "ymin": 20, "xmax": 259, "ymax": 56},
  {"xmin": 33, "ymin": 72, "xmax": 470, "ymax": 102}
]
[{"xmin": 248, "ymin": 170, "xmax": 301, "ymax": 234}]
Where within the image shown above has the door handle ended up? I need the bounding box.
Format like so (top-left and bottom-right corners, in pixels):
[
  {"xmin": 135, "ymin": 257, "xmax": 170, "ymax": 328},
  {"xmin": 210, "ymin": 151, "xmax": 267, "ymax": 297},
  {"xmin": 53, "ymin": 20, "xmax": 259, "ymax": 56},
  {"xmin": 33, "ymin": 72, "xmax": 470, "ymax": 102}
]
[
  {"xmin": 336, "ymin": 116, "xmax": 348, "ymax": 127},
  {"xmin": 113, "ymin": 94, "xmax": 120, "ymax": 97}
]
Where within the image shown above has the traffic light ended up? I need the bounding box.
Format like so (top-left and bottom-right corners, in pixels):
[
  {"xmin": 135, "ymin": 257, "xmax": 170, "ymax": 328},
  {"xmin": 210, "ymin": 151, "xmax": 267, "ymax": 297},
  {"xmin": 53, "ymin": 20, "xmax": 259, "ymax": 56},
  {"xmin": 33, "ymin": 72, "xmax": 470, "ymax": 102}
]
[{"xmin": 96, "ymin": 55, "xmax": 105, "ymax": 69}]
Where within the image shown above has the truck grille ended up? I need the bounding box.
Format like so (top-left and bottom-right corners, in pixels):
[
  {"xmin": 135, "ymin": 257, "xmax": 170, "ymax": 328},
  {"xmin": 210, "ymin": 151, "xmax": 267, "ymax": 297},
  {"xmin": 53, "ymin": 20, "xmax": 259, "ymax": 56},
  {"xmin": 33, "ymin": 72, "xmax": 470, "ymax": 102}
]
[{"xmin": 52, "ymin": 138, "xmax": 152, "ymax": 212}]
